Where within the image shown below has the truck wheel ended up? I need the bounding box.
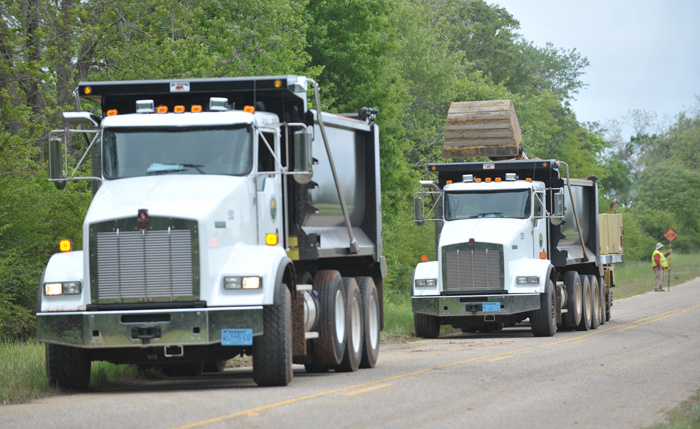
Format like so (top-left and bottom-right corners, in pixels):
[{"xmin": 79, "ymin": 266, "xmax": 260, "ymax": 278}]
[
  {"xmin": 357, "ymin": 276, "xmax": 380, "ymax": 368},
  {"xmin": 588, "ymin": 275, "xmax": 600, "ymax": 330},
  {"xmin": 45, "ymin": 343, "xmax": 91, "ymax": 390},
  {"xmin": 313, "ymin": 270, "xmax": 346, "ymax": 366},
  {"xmin": 577, "ymin": 275, "xmax": 592, "ymax": 331},
  {"xmin": 605, "ymin": 288, "xmax": 612, "ymax": 321},
  {"xmin": 597, "ymin": 278, "xmax": 605, "ymax": 326},
  {"xmin": 563, "ymin": 271, "xmax": 582, "ymax": 329},
  {"xmin": 336, "ymin": 278, "xmax": 363, "ymax": 372},
  {"xmin": 414, "ymin": 313, "xmax": 440, "ymax": 338},
  {"xmin": 530, "ymin": 279, "xmax": 557, "ymax": 337},
  {"xmin": 253, "ymin": 284, "xmax": 293, "ymax": 386}
]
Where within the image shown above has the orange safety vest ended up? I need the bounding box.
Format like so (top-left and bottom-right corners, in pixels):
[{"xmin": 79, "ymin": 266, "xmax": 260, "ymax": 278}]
[{"xmin": 651, "ymin": 249, "xmax": 669, "ymax": 269}]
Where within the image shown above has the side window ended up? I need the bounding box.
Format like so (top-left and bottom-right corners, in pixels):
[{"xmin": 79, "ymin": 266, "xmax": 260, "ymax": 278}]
[
  {"xmin": 257, "ymin": 132, "xmax": 276, "ymax": 172},
  {"xmin": 534, "ymin": 191, "xmax": 544, "ymax": 225}
]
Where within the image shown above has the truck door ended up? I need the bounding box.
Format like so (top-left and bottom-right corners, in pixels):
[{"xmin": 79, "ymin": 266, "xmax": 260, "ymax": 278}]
[
  {"xmin": 533, "ymin": 190, "xmax": 548, "ymax": 258},
  {"xmin": 256, "ymin": 129, "xmax": 283, "ymax": 247}
]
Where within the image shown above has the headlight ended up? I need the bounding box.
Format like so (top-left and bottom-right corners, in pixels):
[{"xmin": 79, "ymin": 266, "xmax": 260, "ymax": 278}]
[
  {"xmin": 44, "ymin": 281, "xmax": 82, "ymax": 296},
  {"xmin": 415, "ymin": 278, "xmax": 437, "ymax": 288},
  {"xmin": 223, "ymin": 276, "xmax": 262, "ymax": 290},
  {"xmin": 516, "ymin": 276, "xmax": 540, "ymax": 285}
]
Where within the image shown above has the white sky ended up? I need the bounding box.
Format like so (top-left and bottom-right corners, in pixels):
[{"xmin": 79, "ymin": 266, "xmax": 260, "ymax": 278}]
[{"xmin": 489, "ymin": 0, "xmax": 700, "ymax": 139}]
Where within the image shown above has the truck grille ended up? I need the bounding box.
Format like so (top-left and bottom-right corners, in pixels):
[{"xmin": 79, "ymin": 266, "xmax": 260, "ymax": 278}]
[
  {"xmin": 442, "ymin": 243, "xmax": 503, "ymax": 292},
  {"xmin": 89, "ymin": 217, "xmax": 199, "ymax": 304}
]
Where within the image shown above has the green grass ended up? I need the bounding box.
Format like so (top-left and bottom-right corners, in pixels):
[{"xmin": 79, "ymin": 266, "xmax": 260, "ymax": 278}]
[
  {"xmin": 0, "ymin": 339, "xmax": 143, "ymax": 404},
  {"xmin": 614, "ymin": 252, "xmax": 699, "ymax": 298}
]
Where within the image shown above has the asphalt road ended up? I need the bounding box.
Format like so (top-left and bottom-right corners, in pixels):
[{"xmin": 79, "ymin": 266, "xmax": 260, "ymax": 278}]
[{"xmin": 2, "ymin": 277, "xmax": 699, "ymax": 429}]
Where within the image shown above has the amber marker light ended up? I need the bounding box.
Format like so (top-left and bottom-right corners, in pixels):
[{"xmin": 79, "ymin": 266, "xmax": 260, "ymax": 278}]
[
  {"xmin": 265, "ymin": 233, "xmax": 278, "ymax": 246},
  {"xmin": 157, "ymin": 106, "xmax": 168, "ymax": 114},
  {"xmin": 84, "ymin": 86, "xmax": 92, "ymax": 95},
  {"xmin": 59, "ymin": 239, "xmax": 72, "ymax": 252},
  {"xmin": 244, "ymin": 105, "xmax": 255, "ymax": 113},
  {"xmin": 174, "ymin": 105, "xmax": 185, "ymax": 113},
  {"xmin": 446, "ymin": 180, "xmax": 453, "ymax": 185},
  {"xmin": 475, "ymin": 178, "xmax": 482, "ymax": 183},
  {"xmin": 540, "ymin": 252, "xmax": 547, "ymax": 259},
  {"xmin": 485, "ymin": 177, "xmax": 492, "ymax": 182},
  {"xmin": 274, "ymin": 80, "xmax": 282, "ymax": 88},
  {"xmin": 495, "ymin": 177, "xmax": 502, "ymax": 182},
  {"xmin": 420, "ymin": 255, "xmax": 428, "ymax": 262},
  {"xmin": 526, "ymin": 178, "xmax": 532, "ymax": 182},
  {"xmin": 191, "ymin": 105, "xmax": 203, "ymax": 113},
  {"xmin": 106, "ymin": 109, "xmax": 118, "ymax": 117}
]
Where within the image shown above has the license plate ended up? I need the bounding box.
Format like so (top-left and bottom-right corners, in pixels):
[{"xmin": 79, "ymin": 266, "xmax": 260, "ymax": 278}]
[
  {"xmin": 221, "ymin": 329, "xmax": 253, "ymax": 346},
  {"xmin": 482, "ymin": 302, "xmax": 501, "ymax": 312}
]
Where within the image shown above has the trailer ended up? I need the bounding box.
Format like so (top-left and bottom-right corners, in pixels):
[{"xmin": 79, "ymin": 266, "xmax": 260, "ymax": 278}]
[
  {"xmin": 412, "ymin": 101, "xmax": 623, "ymax": 337},
  {"xmin": 37, "ymin": 75, "xmax": 385, "ymax": 388}
]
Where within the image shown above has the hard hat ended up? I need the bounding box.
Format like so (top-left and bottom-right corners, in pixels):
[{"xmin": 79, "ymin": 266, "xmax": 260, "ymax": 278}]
[{"xmin": 656, "ymin": 242, "xmax": 664, "ymax": 250}]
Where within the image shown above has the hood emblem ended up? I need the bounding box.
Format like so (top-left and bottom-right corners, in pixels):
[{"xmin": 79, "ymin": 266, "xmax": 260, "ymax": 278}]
[{"xmin": 138, "ymin": 209, "xmax": 149, "ymax": 230}]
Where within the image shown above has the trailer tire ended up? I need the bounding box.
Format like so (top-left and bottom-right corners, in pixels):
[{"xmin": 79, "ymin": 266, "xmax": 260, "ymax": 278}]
[
  {"xmin": 530, "ymin": 279, "xmax": 557, "ymax": 337},
  {"xmin": 45, "ymin": 343, "xmax": 91, "ymax": 390},
  {"xmin": 605, "ymin": 288, "xmax": 612, "ymax": 321},
  {"xmin": 357, "ymin": 276, "xmax": 380, "ymax": 368},
  {"xmin": 313, "ymin": 270, "xmax": 346, "ymax": 366},
  {"xmin": 589, "ymin": 276, "xmax": 600, "ymax": 330},
  {"xmin": 596, "ymin": 276, "xmax": 605, "ymax": 326},
  {"xmin": 336, "ymin": 278, "xmax": 363, "ymax": 372},
  {"xmin": 577, "ymin": 275, "xmax": 592, "ymax": 331},
  {"xmin": 253, "ymin": 284, "xmax": 293, "ymax": 386},
  {"xmin": 563, "ymin": 271, "xmax": 582, "ymax": 329},
  {"xmin": 414, "ymin": 313, "xmax": 440, "ymax": 338}
]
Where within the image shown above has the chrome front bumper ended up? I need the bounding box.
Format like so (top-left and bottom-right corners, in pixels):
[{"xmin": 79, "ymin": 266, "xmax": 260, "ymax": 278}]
[
  {"xmin": 412, "ymin": 294, "xmax": 540, "ymax": 317},
  {"xmin": 36, "ymin": 306, "xmax": 263, "ymax": 348}
]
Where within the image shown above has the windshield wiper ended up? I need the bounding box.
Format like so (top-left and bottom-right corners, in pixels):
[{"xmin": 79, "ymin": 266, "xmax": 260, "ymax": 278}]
[
  {"xmin": 476, "ymin": 212, "xmax": 505, "ymax": 218},
  {"xmin": 146, "ymin": 163, "xmax": 205, "ymax": 175}
]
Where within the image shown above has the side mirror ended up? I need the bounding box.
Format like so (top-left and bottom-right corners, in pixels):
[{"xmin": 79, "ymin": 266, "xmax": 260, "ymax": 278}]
[
  {"xmin": 414, "ymin": 196, "xmax": 425, "ymax": 226},
  {"xmin": 293, "ymin": 128, "xmax": 313, "ymax": 184},
  {"xmin": 551, "ymin": 191, "xmax": 564, "ymax": 225},
  {"xmin": 47, "ymin": 136, "xmax": 67, "ymax": 190}
]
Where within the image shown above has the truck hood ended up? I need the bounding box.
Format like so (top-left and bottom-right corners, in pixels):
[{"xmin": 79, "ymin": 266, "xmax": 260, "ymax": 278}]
[
  {"xmin": 439, "ymin": 218, "xmax": 530, "ymax": 247},
  {"xmin": 85, "ymin": 175, "xmax": 249, "ymax": 223}
]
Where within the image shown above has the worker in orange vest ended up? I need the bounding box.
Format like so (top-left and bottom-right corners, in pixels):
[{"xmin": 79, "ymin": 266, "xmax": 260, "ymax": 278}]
[{"xmin": 651, "ymin": 242, "xmax": 671, "ymax": 292}]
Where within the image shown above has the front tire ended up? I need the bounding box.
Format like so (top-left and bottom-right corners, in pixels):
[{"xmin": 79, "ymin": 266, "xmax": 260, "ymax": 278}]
[
  {"xmin": 46, "ymin": 343, "xmax": 91, "ymax": 390},
  {"xmin": 414, "ymin": 312, "xmax": 440, "ymax": 338},
  {"xmin": 531, "ymin": 279, "xmax": 557, "ymax": 337},
  {"xmin": 253, "ymin": 284, "xmax": 293, "ymax": 386},
  {"xmin": 357, "ymin": 276, "xmax": 380, "ymax": 368}
]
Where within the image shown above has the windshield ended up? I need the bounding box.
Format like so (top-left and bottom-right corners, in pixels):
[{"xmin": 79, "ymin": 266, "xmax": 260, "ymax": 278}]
[
  {"xmin": 103, "ymin": 125, "xmax": 252, "ymax": 179},
  {"xmin": 444, "ymin": 189, "xmax": 531, "ymax": 220}
]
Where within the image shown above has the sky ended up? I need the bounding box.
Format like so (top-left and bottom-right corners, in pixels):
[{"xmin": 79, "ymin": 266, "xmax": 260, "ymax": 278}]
[{"xmin": 489, "ymin": 0, "xmax": 700, "ymax": 140}]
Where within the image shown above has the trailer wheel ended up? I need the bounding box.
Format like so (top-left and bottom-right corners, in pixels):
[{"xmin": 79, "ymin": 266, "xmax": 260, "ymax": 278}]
[
  {"xmin": 589, "ymin": 276, "xmax": 600, "ymax": 329},
  {"xmin": 531, "ymin": 279, "xmax": 557, "ymax": 337},
  {"xmin": 605, "ymin": 288, "xmax": 612, "ymax": 321},
  {"xmin": 577, "ymin": 275, "xmax": 592, "ymax": 331},
  {"xmin": 336, "ymin": 278, "xmax": 363, "ymax": 372},
  {"xmin": 313, "ymin": 270, "xmax": 346, "ymax": 366},
  {"xmin": 253, "ymin": 284, "xmax": 293, "ymax": 386},
  {"xmin": 563, "ymin": 271, "xmax": 582, "ymax": 329},
  {"xmin": 594, "ymin": 276, "xmax": 605, "ymax": 326},
  {"xmin": 357, "ymin": 276, "xmax": 380, "ymax": 368},
  {"xmin": 414, "ymin": 313, "xmax": 440, "ymax": 338},
  {"xmin": 45, "ymin": 343, "xmax": 91, "ymax": 390}
]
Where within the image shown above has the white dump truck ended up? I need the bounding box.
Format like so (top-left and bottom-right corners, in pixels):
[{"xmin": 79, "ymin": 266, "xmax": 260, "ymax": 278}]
[
  {"xmin": 412, "ymin": 100, "xmax": 623, "ymax": 337},
  {"xmin": 37, "ymin": 76, "xmax": 385, "ymax": 388}
]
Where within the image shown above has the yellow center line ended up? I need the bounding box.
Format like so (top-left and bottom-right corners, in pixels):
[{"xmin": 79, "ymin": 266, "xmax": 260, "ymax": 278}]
[
  {"xmin": 345, "ymin": 383, "xmax": 392, "ymax": 396},
  {"xmin": 175, "ymin": 304, "xmax": 700, "ymax": 429},
  {"xmin": 489, "ymin": 355, "xmax": 515, "ymax": 362},
  {"xmin": 573, "ymin": 339, "xmax": 590, "ymax": 344}
]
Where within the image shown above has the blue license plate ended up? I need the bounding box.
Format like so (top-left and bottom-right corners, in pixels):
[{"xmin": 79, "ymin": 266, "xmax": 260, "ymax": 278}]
[
  {"xmin": 482, "ymin": 302, "xmax": 501, "ymax": 312},
  {"xmin": 221, "ymin": 329, "xmax": 253, "ymax": 346}
]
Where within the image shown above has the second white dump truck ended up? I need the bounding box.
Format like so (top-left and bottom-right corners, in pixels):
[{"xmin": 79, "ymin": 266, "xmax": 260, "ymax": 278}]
[
  {"xmin": 37, "ymin": 76, "xmax": 385, "ymax": 388},
  {"xmin": 412, "ymin": 100, "xmax": 623, "ymax": 337}
]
